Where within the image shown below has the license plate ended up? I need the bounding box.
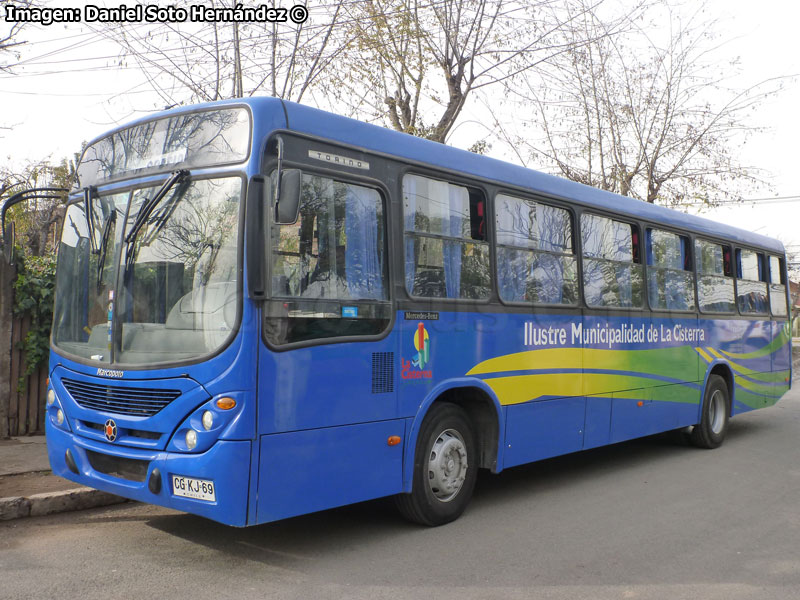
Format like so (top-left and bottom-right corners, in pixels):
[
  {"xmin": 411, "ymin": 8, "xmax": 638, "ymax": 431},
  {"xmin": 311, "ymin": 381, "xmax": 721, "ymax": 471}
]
[{"xmin": 172, "ymin": 475, "xmax": 216, "ymax": 502}]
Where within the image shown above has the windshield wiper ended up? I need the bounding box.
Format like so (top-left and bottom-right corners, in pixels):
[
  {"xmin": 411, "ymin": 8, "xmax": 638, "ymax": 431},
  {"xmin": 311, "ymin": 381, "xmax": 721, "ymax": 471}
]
[
  {"xmin": 84, "ymin": 186, "xmax": 98, "ymax": 254},
  {"xmin": 125, "ymin": 169, "xmax": 189, "ymax": 245},
  {"xmin": 123, "ymin": 169, "xmax": 189, "ymax": 272},
  {"xmin": 95, "ymin": 211, "xmax": 116, "ymax": 293}
]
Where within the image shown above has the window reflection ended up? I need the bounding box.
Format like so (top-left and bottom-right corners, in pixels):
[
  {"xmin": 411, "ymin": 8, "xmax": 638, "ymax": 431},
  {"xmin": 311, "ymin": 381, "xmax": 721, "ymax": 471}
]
[
  {"xmin": 118, "ymin": 178, "xmax": 241, "ymax": 362},
  {"xmin": 403, "ymin": 174, "xmax": 489, "ymax": 299},
  {"xmin": 266, "ymin": 174, "xmax": 390, "ymax": 345},
  {"xmin": 78, "ymin": 108, "xmax": 250, "ymax": 187},
  {"xmin": 581, "ymin": 214, "xmax": 643, "ymax": 308},
  {"xmin": 646, "ymin": 229, "xmax": 694, "ymax": 311},
  {"xmin": 695, "ymin": 239, "xmax": 735, "ymax": 313},
  {"xmin": 495, "ymin": 194, "xmax": 577, "ymax": 305}
]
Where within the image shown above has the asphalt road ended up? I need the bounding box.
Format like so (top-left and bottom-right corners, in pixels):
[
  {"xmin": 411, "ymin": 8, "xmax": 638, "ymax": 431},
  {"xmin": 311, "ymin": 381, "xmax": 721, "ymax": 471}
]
[{"xmin": 2, "ymin": 387, "xmax": 800, "ymax": 600}]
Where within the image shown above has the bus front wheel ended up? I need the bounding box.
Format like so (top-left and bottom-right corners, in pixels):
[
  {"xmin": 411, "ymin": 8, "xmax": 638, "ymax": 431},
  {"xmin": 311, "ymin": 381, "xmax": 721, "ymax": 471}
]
[
  {"xmin": 691, "ymin": 374, "xmax": 730, "ymax": 449},
  {"xmin": 396, "ymin": 402, "xmax": 477, "ymax": 526}
]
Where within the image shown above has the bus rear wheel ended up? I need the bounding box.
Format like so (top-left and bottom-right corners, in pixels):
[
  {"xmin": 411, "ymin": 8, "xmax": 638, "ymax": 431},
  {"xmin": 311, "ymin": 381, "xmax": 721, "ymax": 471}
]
[
  {"xmin": 691, "ymin": 374, "xmax": 730, "ymax": 449},
  {"xmin": 396, "ymin": 402, "xmax": 477, "ymax": 526}
]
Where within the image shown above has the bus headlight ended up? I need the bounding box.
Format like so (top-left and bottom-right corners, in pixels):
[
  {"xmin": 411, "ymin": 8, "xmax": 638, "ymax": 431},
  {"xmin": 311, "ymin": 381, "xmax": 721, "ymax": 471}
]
[
  {"xmin": 167, "ymin": 393, "xmax": 245, "ymax": 453},
  {"xmin": 202, "ymin": 411, "xmax": 214, "ymax": 431},
  {"xmin": 46, "ymin": 387, "xmax": 71, "ymax": 432}
]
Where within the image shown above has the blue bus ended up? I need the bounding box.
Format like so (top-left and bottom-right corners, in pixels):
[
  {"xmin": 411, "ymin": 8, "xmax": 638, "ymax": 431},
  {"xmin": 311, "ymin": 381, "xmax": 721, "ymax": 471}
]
[{"xmin": 22, "ymin": 98, "xmax": 791, "ymax": 526}]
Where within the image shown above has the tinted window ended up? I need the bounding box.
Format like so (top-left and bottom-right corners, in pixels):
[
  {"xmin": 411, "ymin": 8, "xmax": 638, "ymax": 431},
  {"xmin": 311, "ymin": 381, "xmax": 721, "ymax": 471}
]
[
  {"xmin": 272, "ymin": 175, "xmax": 387, "ymax": 301},
  {"xmin": 769, "ymin": 256, "xmax": 783, "ymax": 284},
  {"xmin": 646, "ymin": 229, "xmax": 694, "ymax": 311},
  {"xmin": 581, "ymin": 214, "xmax": 643, "ymax": 308},
  {"xmin": 769, "ymin": 255, "xmax": 788, "ymax": 317},
  {"xmin": 495, "ymin": 194, "xmax": 577, "ymax": 305},
  {"xmin": 695, "ymin": 239, "xmax": 735, "ymax": 313},
  {"xmin": 403, "ymin": 174, "xmax": 490, "ymax": 299},
  {"xmin": 78, "ymin": 108, "xmax": 251, "ymax": 187},
  {"xmin": 582, "ymin": 214, "xmax": 635, "ymax": 262},
  {"xmin": 266, "ymin": 174, "xmax": 390, "ymax": 345},
  {"xmin": 736, "ymin": 249, "xmax": 768, "ymax": 315},
  {"xmin": 495, "ymin": 194, "xmax": 571, "ymax": 252},
  {"xmin": 738, "ymin": 249, "xmax": 762, "ymax": 281}
]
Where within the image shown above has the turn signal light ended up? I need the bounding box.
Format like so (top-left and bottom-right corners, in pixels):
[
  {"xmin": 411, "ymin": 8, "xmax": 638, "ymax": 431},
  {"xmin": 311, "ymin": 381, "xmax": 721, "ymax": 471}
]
[
  {"xmin": 216, "ymin": 397, "xmax": 236, "ymax": 410},
  {"xmin": 387, "ymin": 436, "xmax": 401, "ymax": 446}
]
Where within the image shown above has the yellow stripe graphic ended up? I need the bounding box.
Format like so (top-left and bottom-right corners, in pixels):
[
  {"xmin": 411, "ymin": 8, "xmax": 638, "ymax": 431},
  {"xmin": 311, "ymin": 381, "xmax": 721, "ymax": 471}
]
[
  {"xmin": 483, "ymin": 372, "xmax": 700, "ymax": 406},
  {"xmin": 695, "ymin": 347, "xmax": 713, "ymax": 363}
]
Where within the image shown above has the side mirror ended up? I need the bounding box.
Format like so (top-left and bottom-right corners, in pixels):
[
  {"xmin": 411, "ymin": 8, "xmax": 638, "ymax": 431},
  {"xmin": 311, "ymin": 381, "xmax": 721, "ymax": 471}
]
[
  {"xmin": 3, "ymin": 221, "xmax": 15, "ymax": 264},
  {"xmin": 275, "ymin": 169, "xmax": 302, "ymax": 225}
]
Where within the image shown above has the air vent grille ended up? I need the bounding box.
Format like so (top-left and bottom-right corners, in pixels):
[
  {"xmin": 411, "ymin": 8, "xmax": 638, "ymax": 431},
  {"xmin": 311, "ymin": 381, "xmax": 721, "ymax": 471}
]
[{"xmin": 371, "ymin": 352, "xmax": 394, "ymax": 394}]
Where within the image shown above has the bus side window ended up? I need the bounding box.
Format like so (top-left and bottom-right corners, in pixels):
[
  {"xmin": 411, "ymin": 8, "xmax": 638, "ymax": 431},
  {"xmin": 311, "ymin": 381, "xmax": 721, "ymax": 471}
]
[
  {"xmin": 580, "ymin": 214, "xmax": 644, "ymax": 309},
  {"xmin": 403, "ymin": 174, "xmax": 490, "ymax": 300},
  {"xmin": 645, "ymin": 228, "xmax": 695, "ymax": 311},
  {"xmin": 769, "ymin": 255, "xmax": 788, "ymax": 317},
  {"xmin": 266, "ymin": 173, "xmax": 391, "ymax": 345},
  {"xmin": 494, "ymin": 193, "xmax": 578, "ymax": 305},
  {"xmin": 735, "ymin": 248, "xmax": 768, "ymax": 315},
  {"xmin": 696, "ymin": 239, "xmax": 736, "ymax": 313}
]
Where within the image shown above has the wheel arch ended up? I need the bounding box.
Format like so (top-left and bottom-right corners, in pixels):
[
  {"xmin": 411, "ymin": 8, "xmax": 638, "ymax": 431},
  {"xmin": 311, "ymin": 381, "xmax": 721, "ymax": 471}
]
[
  {"xmin": 701, "ymin": 360, "xmax": 735, "ymax": 418},
  {"xmin": 402, "ymin": 377, "xmax": 505, "ymax": 493}
]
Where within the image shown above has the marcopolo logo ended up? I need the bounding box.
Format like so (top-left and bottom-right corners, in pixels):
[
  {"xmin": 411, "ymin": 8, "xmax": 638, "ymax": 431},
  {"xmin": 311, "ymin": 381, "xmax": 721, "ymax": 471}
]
[
  {"xmin": 401, "ymin": 322, "xmax": 432, "ymax": 380},
  {"xmin": 97, "ymin": 368, "xmax": 124, "ymax": 378}
]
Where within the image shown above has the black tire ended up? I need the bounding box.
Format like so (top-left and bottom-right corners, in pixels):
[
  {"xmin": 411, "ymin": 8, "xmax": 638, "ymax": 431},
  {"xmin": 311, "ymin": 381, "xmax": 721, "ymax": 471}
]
[
  {"xmin": 691, "ymin": 374, "xmax": 730, "ymax": 449},
  {"xmin": 395, "ymin": 402, "xmax": 477, "ymax": 526}
]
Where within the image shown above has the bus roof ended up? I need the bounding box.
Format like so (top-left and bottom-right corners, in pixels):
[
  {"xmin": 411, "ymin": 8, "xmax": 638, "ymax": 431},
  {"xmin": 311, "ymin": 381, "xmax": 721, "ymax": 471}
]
[{"xmin": 98, "ymin": 96, "xmax": 785, "ymax": 255}]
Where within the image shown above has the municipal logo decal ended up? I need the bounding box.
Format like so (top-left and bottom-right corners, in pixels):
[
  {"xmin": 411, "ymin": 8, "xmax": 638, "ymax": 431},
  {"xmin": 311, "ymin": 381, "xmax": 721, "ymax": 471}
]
[{"xmin": 401, "ymin": 322, "xmax": 432, "ymax": 380}]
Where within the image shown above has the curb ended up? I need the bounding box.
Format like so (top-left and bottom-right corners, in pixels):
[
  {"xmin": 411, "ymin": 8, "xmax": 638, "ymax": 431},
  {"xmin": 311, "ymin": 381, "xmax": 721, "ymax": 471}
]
[{"xmin": 0, "ymin": 488, "xmax": 127, "ymax": 521}]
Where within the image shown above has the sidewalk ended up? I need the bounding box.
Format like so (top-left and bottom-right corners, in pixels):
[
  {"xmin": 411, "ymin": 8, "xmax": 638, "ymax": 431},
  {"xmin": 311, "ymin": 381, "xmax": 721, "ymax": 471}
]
[{"xmin": 0, "ymin": 435, "xmax": 126, "ymax": 521}]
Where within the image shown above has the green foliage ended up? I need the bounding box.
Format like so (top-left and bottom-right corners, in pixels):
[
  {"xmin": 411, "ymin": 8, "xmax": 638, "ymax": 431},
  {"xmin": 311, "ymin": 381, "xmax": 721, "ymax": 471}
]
[{"xmin": 13, "ymin": 251, "xmax": 56, "ymax": 389}]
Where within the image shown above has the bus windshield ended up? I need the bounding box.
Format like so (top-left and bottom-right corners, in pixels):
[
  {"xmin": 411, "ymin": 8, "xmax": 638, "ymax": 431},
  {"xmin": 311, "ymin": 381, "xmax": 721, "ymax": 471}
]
[
  {"xmin": 77, "ymin": 107, "xmax": 250, "ymax": 187},
  {"xmin": 52, "ymin": 176, "xmax": 242, "ymax": 365}
]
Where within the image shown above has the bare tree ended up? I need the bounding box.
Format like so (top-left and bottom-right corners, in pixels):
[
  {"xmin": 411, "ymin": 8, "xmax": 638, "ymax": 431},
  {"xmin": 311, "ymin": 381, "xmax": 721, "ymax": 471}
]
[
  {"xmin": 0, "ymin": 0, "xmax": 37, "ymax": 72},
  {"xmin": 503, "ymin": 0, "xmax": 786, "ymax": 207},
  {"xmin": 92, "ymin": 0, "xmax": 348, "ymax": 107},
  {"xmin": 334, "ymin": 0, "xmax": 610, "ymax": 144},
  {"xmin": 1, "ymin": 0, "xmax": 40, "ymax": 138}
]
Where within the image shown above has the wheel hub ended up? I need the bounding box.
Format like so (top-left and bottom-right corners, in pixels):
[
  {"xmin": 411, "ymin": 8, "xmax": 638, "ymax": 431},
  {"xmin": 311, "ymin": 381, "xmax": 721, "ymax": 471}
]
[
  {"xmin": 709, "ymin": 389, "xmax": 726, "ymax": 435},
  {"xmin": 427, "ymin": 429, "xmax": 468, "ymax": 502}
]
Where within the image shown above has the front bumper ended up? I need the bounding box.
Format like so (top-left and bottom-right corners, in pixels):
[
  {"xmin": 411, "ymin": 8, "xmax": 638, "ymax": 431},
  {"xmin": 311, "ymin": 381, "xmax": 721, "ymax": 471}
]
[{"xmin": 46, "ymin": 419, "xmax": 252, "ymax": 526}]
